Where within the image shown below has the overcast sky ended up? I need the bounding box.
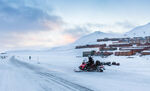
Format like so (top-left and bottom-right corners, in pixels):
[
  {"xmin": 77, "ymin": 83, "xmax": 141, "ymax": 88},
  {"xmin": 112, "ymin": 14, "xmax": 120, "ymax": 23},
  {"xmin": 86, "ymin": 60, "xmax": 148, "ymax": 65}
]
[{"xmin": 0, "ymin": 0, "xmax": 150, "ymax": 52}]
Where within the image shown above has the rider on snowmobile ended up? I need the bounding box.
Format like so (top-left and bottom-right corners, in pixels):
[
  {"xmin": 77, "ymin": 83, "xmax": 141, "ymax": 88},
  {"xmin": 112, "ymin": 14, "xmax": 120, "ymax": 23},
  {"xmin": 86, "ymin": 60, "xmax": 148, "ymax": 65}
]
[
  {"xmin": 86, "ymin": 56, "xmax": 94, "ymax": 70},
  {"xmin": 95, "ymin": 60, "xmax": 105, "ymax": 70}
]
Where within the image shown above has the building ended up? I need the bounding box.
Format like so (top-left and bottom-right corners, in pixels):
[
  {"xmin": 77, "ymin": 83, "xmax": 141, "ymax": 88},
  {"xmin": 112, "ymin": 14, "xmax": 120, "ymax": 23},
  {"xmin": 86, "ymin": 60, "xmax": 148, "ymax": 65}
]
[
  {"xmin": 120, "ymin": 47, "xmax": 145, "ymax": 53},
  {"xmin": 109, "ymin": 43, "xmax": 132, "ymax": 47},
  {"xmin": 115, "ymin": 50, "xmax": 135, "ymax": 56},
  {"xmin": 99, "ymin": 47, "xmax": 117, "ymax": 51},
  {"xmin": 141, "ymin": 50, "xmax": 150, "ymax": 55},
  {"xmin": 97, "ymin": 38, "xmax": 121, "ymax": 42},
  {"xmin": 96, "ymin": 51, "xmax": 113, "ymax": 57},
  {"xmin": 145, "ymin": 36, "xmax": 150, "ymax": 43},
  {"xmin": 83, "ymin": 50, "xmax": 96, "ymax": 57},
  {"xmin": 76, "ymin": 44, "xmax": 106, "ymax": 49}
]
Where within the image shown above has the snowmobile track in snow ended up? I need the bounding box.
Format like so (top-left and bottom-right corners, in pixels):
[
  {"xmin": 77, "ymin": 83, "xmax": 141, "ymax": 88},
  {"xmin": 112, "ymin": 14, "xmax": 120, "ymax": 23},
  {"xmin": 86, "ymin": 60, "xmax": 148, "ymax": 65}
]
[{"xmin": 10, "ymin": 57, "xmax": 93, "ymax": 91}]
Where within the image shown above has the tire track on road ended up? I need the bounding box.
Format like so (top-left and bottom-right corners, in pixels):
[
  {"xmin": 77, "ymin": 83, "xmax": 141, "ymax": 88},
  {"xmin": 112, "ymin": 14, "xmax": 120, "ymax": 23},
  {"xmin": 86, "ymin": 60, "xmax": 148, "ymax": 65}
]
[{"xmin": 10, "ymin": 57, "xmax": 93, "ymax": 91}]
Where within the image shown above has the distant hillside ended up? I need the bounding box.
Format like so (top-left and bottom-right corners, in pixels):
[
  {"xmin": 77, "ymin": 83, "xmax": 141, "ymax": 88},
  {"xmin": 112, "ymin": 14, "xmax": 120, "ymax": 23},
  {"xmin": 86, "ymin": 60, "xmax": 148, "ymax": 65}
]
[
  {"xmin": 124, "ymin": 23, "xmax": 150, "ymax": 37},
  {"xmin": 73, "ymin": 31, "xmax": 122, "ymax": 45}
]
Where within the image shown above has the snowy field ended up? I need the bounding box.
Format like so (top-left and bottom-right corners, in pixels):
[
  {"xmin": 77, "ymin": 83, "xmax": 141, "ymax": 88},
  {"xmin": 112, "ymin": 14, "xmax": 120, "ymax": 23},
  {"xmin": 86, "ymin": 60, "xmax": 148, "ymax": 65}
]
[{"xmin": 2, "ymin": 48, "xmax": 150, "ymax": 91}]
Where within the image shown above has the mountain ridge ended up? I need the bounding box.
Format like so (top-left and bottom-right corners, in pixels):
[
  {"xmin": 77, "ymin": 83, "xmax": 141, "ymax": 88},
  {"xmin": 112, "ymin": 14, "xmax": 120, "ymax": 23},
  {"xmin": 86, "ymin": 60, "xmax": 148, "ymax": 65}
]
[{"xmin": 124, "ymin": 23, "xmax": 150, "ymax": 37}]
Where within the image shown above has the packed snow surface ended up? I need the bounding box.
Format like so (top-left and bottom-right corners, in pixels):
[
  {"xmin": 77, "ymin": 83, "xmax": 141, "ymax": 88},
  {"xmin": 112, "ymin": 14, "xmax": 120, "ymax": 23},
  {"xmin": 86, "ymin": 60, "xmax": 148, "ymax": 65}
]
[
  {"xmin": 4, "ymin": 48, "xmax": 150, "ymax": 91},
  {"xmin": 0, "ymin": 55, "xmax": 92, "ymax": 91}
]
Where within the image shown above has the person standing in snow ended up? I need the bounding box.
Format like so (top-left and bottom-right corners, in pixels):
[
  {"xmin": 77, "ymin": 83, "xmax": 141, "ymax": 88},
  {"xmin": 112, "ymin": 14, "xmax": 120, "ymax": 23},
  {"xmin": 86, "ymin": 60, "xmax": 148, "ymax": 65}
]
[{"xmin": 29, "ymin": 56, "xmax": 31, "ymax": 60}]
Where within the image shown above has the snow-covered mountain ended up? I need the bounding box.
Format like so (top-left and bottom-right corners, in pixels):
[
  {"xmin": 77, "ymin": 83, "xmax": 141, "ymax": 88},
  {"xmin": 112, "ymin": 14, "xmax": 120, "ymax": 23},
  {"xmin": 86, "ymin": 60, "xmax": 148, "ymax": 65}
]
[
  {"xmin": 47, "ymin": 22, "xmax": 150, "ymax": 51},
  {"xmin": 73, "ymin": 31, "xmax": 122, "ymax": 45},
  {"xmin": 124, "ymin": 23, "xmax": 150, "ymax": 37}
]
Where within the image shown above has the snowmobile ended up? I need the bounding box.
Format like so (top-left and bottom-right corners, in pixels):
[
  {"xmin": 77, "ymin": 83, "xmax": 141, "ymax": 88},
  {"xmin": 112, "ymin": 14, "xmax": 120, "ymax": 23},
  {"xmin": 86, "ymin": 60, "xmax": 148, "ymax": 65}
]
[
  {"xmin": 112, "ymin": 62, "xmax": 120, "ymax": 66},
  {"xmin": 74, "ymin": 61, "xmax": 105, "ymax": 72}
]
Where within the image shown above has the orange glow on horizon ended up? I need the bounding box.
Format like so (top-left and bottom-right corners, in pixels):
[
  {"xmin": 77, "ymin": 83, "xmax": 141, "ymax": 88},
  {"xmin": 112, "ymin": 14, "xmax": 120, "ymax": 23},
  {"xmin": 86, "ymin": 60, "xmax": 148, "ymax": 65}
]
[{"xmin": 63, "ymin": 34, "xmax": 76, "ymax": 44}]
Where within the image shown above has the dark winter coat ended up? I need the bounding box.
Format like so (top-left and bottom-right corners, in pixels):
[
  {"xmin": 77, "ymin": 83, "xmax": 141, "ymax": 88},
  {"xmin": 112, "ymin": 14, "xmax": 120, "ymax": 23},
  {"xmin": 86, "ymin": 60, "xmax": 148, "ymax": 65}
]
[{"xmin": 87, "ymin": 57, "xmax": 94, "ymax": 67}]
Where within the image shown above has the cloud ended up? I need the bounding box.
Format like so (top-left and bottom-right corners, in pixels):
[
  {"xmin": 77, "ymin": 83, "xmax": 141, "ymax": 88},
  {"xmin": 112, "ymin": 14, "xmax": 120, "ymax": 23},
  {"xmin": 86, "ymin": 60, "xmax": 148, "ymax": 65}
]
[
  {"xmin": 63, "ymin": 34, "xmax": 76, "ymax": 43},
  {"xmin": 85, "ymin": 21, "xmax": 136, "ymax": 33},
  {"xmin": 0, "ymin": 32, "xmax": 53, "ymax": 51},
  {"xmin": 0, "ymin": 0, "xmax": 74, "ymax": 52},
  {"xmin": 115, "ymin": 21, "xmax": 136, "ymax": 29},
  {"xmin": 0, "ymin": 30, "xmax": 77, "ymax": 52},
  {"xmin": 63, "ymin": 26, "xmax": 91, "ymax": 39},
  {"xmin": 0, "ymin": 0, "xmax": 63, "ymax": 33},
  {"xmin": 0, "ymin": 0, "xmax": 138, "ymax": 52}
]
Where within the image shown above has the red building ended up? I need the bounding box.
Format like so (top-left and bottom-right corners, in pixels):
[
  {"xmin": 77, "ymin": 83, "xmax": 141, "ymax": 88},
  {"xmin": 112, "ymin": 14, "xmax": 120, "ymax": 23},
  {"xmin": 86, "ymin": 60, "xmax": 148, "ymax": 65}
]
[
  {"xmin": 115, "ymin": 50, "xmax": 135, "ymax": 56},
  {"xmin": 141, "ymin": 50, "xmax": 150, "ymax": 55},
  {"xmin": 75, "ymin": 44, "xmax": 106, "ymax": 49}
]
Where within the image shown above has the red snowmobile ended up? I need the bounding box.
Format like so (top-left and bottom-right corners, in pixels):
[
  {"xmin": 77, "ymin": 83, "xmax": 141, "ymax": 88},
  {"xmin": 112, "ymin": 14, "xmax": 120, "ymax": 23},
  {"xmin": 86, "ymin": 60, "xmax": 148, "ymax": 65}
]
[{"xmin": 75, "ymin": 61, "xmax": 105, "ymax": 72}]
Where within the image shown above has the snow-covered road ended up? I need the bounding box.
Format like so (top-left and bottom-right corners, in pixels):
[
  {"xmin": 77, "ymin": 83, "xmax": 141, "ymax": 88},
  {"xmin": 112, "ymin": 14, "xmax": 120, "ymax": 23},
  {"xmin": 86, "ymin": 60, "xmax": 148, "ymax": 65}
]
[
  {"xmin": 3, "ymin": 51, "xmax": 150, "ymax": 91},
  {"xmin": 0, "ymin": 57, "xmax": 93, "ymax": 91}
]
